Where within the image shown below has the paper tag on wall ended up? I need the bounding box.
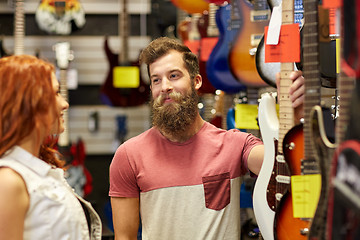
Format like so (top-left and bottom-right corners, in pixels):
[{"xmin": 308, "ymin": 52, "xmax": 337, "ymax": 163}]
[{"xmin": 235, "ymin": 104, "xmax": 259, "ymax": 130}]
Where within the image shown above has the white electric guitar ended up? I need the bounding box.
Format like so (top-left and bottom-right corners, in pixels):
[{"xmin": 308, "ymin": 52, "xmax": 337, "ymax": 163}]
[
  {"xmin": 252, "ymin": 1, "xmax": 296, "ymax": 239},
  {"xmin": 54, "ymin": 41, "xmax": 73, "ymax": 163}
]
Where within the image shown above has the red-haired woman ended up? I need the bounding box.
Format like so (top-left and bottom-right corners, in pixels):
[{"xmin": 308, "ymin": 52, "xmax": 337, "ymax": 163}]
[{"xmin": 0, "ymin": 55, "xmax": 102, "ymax": 239}]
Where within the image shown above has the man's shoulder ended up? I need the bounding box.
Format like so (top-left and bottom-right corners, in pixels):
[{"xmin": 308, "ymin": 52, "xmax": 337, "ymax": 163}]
[{"xmin": 122, "ymin": 127, "xmax": 158, "ymax": 146}]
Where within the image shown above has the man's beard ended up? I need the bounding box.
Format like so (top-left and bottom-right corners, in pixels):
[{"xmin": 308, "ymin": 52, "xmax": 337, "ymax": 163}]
[{"xmin": 151, "ymin": 85, "xmax": 199, "ymax": 136}]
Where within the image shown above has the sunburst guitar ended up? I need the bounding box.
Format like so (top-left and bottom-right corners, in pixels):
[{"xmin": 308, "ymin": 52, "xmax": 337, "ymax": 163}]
[{"xmin": 228, "ymin": 0, "xmax": 271, "ymax": 87}]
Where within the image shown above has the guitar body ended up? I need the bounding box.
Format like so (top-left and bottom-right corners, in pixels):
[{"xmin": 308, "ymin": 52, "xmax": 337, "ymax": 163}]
[
  {"xmin": 101, "ymin": 37, "xmax": 149, "ymax": 107},
  {"xmin": 255, "ymin": 36, "xmax": 279, "ymax": 88},
  {"xmin": 253, "ymin": 93, "xmax": 278, "ymax": 240},
  {"xmin": 206, "ymin": 2, "xmax": 246, "ymax": 94},
  {"xmin": 229, "ymin": 0, "xmax": 270, "ymax": 87},
  {"xmin": 171, "ymin": 0, "xmax": 209, "ymax": 14},
  {"xmin": 308, "ymin": 105, "xmax": 336, "ymax": 240},
  {"xmin": 274, "ymin": 124, "xmax": 309, "ymax": 240}
]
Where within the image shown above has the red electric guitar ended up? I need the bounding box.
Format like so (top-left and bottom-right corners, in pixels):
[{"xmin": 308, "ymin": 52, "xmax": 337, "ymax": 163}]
[
  {"xmin": 197, "ymin": 3, "xmax": 218, "ymax": 94},
  {"xmin": 101, "ymin": 0, "xmax": 149, "ymax": 107}
]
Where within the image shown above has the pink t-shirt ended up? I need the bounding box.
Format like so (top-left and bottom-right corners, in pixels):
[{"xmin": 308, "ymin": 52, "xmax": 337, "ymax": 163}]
[{"xmin": 109, "ymin": 122, "xmax": 262, "ymax": 239}]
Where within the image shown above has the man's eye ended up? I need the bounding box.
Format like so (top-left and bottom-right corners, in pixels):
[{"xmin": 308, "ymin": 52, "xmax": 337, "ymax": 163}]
[{"xmin": 170, "ymin": 73, "xmax": 178, "ymax": 79}]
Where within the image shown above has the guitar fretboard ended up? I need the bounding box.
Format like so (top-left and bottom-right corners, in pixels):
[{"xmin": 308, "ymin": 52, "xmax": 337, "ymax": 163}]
[
  {"xmin": 303, "ymin": 0, "xmax": 321, "ymax": 161},
  {"xmin": 14, "ymin": 0, "xmax": 24, "ymax": 55},
  {"xmin": 278, "ymin": 0, "xmax": 295, "ymax": 153},
  {"xmin": 58, "ymin": 69, "xmax": 69, "ymax": 147}
]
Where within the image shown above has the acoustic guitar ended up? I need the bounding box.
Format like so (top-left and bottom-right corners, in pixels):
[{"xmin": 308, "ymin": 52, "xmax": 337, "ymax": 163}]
[
  {"xmin": 101, "ymin": 0, "xmax": 150, "ymax": 107},
  {"xmin": 228, "ymin": 0, "xmax": 271, "ymax": 88}
]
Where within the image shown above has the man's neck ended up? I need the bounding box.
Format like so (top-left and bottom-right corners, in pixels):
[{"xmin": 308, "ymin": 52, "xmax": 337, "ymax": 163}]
[{"xmin": 158, "ymin": 114, "xmax": 205, "ymax": 143}]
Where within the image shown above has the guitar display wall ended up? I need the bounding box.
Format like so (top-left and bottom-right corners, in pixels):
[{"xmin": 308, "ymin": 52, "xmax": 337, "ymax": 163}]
[{"xmin": 0, "ymin": 0, "xmax": 156, "ymax": 155}]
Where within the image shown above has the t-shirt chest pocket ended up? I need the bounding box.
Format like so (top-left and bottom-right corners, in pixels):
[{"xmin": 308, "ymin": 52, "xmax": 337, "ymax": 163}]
[{"xmin": 202, "ymin": 172, "xmax": 230, "ymax": 210}]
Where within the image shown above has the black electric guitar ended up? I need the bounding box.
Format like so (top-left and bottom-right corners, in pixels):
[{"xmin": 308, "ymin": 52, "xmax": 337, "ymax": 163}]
[{"xmin": 101, "ymin": 0, "xmax": 150, "ymax": 107}]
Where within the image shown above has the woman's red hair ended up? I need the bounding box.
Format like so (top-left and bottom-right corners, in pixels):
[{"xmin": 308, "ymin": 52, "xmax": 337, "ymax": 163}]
[{"xmin": 0, "ymin": 55, "xmax": 64, "ymax": 167}]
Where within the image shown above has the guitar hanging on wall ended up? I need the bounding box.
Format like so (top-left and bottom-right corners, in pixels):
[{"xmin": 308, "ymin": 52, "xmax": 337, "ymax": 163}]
[
  {"xmin": 13, "ymin": 0, "xmax": 25, "ymax": 56},
  {"xmin": 206, "ymin": 0, "xmax": 247, "ymax": 94},
  {"xmin": 101, "ymin": 0, "xmax": 150, "ymax": 107},
  {"xmin": 35, "ymin": 0, "xmax": 86, "ymax": 35},
  {"xmin": 54, "ymin": 42, "xmax": 93, "ymax": 197},
  {"xmin": 228, "ymin": 0, "xmax": 271, "ymax": 88}
]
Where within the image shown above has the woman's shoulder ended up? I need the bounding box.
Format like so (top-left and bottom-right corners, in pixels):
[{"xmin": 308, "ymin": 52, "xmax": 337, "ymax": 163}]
[{"xmin": 0, "ymin": 167, "xmax": 27, "ymax": 194}]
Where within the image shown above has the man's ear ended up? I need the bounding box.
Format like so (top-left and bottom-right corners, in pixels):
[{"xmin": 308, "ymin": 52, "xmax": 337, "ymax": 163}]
[{"xmin": 194, "ymin": 74, "xmax": 202, "ymax": 90}]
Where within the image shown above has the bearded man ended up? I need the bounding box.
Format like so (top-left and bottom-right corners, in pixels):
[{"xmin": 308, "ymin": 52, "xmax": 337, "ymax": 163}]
[{"xmin": 109, "ymin": 37, "xmax": 305, "ymax": 240}]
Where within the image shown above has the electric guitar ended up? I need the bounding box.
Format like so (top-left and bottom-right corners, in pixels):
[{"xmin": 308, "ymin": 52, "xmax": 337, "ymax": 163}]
[
  {"xmin": 254, "ymin": 0, "xmax": 282, "ymax": 88},
  {"xmin": 13, "ymin": 0, "xmax": 25, "ymax": 56},
  {"xmin": 228, "ymin": 0, "xmax": 271, "ymax": 87},
  {"xmin": 197, "ymin": 4, "xmax": 217, "ymax": 94},
  {"xmin": 275, "ymin": 0, "xmax": 329, "ymax": 239},
  {"xmin": 35, "ymin": 0, "xmax": 86, "ymax": 35},
  {"xmin": 171, "ymin": 0, "xmax": 209, "ymax": 14},
  {"xmin": 206, "ymin": 0, "xmax": 246, "ymax": 94},
  {"xmin": 326, "ymin": 0, "xmax": 360, "ymax": 238},
  {"xmin": 54, "ymin": 42, "xmax": 93, "ymax": 197},
  {"xmin": 253, "ymin": 1, "xmax": 297, "ymax": 239},
  {"xmin": 101, "ymin": 0, "xmax": 150, "ymax": 107},
  {"xmin": 309, "ymin": 68, "xmax": 354, "ymax": 240},
  {"xmin": 54, "ymin": 42, "xmax": 73, "ymax": 164}
]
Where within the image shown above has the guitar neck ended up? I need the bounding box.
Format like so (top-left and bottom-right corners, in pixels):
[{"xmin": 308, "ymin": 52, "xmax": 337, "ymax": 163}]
[
  {"xmin": 119, "ymin": 0, "xmax": 129, "ymax": 63},
  {"xmin": 336, "ymin": 72, "xmax": 355, "ymax": 144},
  {"xmin": 58, "ymin": 69, "xmax": 70, "ymax": 147},
  {"xmin": 207, "ymin": 3, "xmax": 219, "ymax": 37},
  {"xmin": 278, "ymin": 1, "xmax": 295, "ymax": 154},
  {"xmin": 14, "ymin": 0, "xmax": 25, "ymax": 55},
  {"xmin": 303, "ymin": 0, "xmax": 321, "ymax": 160}
]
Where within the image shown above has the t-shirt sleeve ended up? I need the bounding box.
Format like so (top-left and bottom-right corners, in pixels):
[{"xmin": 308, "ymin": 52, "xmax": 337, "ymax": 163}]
[
  {"xmin": 109, "ymin": 144, "xmax": 140, "ymax": 198},
  {"xmin": 240, "ymin": 133, "xmax": 263, "ymax": 176}
]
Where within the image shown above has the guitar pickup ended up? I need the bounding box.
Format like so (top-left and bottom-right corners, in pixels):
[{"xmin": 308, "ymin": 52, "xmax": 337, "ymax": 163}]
[
  {"xmin": 250, "ymin": 9, "xmax": 271, "ymax": 22},
  {"xmin": 276, "ymin": 175, "xmax": 291, "ymax": 184}
]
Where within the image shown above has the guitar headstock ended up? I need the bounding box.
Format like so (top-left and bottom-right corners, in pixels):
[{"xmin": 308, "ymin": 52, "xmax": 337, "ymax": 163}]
[{"xmin": 53, "ymin": 42, "xmax": 74, "ymax": 70}]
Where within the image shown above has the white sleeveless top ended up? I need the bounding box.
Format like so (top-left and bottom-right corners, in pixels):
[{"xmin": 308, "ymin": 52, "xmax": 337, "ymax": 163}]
[{"xmin": 0, "ymin": 146, "xmax": 102, "ymax": 240}]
